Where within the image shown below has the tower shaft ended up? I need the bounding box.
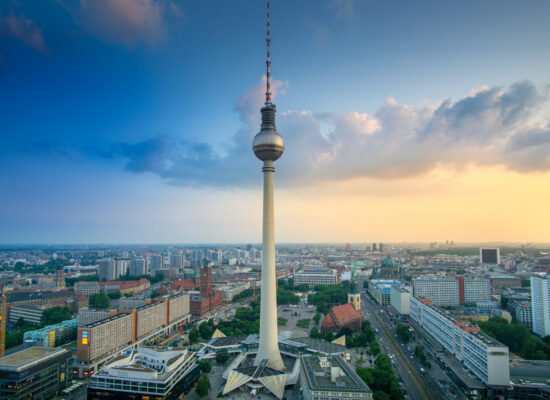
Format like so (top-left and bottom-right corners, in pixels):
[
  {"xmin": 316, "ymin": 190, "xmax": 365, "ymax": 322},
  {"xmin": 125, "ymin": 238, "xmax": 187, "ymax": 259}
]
[{"xmin": 255, "ymin": 160, "xmax": 284, "ymax": 370}]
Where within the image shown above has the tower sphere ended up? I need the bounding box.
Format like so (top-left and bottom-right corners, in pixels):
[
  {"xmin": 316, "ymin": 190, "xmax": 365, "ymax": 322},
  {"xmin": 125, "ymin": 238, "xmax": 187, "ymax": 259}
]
[{"xmin": 253, "ymin": 104, "xmax": 285, "ymax": 161}]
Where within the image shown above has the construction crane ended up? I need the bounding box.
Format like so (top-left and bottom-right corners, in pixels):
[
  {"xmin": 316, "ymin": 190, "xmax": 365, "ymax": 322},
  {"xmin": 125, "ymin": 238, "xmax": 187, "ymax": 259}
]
[{"xmin": 0, "ymin": 284, "xmax": 6, "ymax": 358}]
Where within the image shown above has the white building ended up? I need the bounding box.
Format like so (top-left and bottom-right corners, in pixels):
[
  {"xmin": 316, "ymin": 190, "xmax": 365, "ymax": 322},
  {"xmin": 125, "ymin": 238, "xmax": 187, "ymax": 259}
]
[
  {"xmin": 78, "ymin": 308, "xmax": 112, "ymax": 327},
  {"xmin": 75, "ymin": 281, "xmax": 100, "ymax": 296},
  {"xmin": 531, "ymin": 275, "xmax": 550, "ymax": 337},
  {"xmin": 368, "ymin": 280, "xmax": 402, "ymax": 306},
  {"xmin": 88, "ymin": 348, "xmax": 199, "ymax": 398},
  {"xmin": 411, "ymin": 297, "xmax": 509, "ymax": 386},
  {"xmin": 294, "ymin": 269, "xmax": 338, "ymax": 287},
  {"xmin": 98, "ymin": 259, "xmax": 116, "ymax": 281},
  {"xmin": 412, "ymin": 276, "xmax": 459, "ymax": 306},
  {"xmin": 390, "ymin": 286, "xmax": 411, "ymax": 315},
  {"xmin": 220, "ymin": 282, "xmax": 250, "ymax": 302},
  {"xmin": 170, "ymin": 254, "xmax": 183, "ymax": 269}
]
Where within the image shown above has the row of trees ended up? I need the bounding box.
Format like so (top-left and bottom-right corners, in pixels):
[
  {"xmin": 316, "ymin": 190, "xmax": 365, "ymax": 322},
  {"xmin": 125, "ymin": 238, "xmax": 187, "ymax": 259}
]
[
  {"xmin": 278, "ymin": 278, "xmax": 309, "ymax": 293},
  {"xmin": 308, "ymin": 283, "xmax": 349, "ymax": 314},
  {"xmin": 478, "ymin": 316, "xmax": 550, "ymax": 360},
  {"xmin": 276, "ymin": 288, "xmax": 300, "ymax": 305},
  {"xmin": 357, "ymin": 354, "xmax": 404, "ymax": 400}
]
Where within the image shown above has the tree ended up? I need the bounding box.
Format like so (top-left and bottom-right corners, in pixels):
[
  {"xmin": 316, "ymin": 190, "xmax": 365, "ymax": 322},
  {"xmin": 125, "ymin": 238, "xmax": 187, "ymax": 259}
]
[
  {"xmin": 108, "ymin": 290, "xmax": 121, "ymax": 299},
  {"xmin": 313, "ymin": 313, "xmax": 321, "ymax": 324},
  {"xmin": 369, "ymin": 340, "xmax": 381, "ymax": 356},
  {"xmin": 151, "ymin": 290, "xmax": 162, "ymax": 298},
  {"xmin": 356, "ymin": 367, "xmax": 374, "ymax": 386},
  {"xmin": 199, "ymin": 322, "xmax": 214, "ymax": 339},
  {"xmin": 189, "ymin": 329, "xmax": 199, "ymax": 343},
  {"xmin": 309, "ymin": 327, "xmax": 322, "ymax": 339},
  {"xmin": 89, "ymin": 293, "xmax": 110, "ymax": 309},
  {"xmin": 396, "ymin": 324, "xmax": 411, "ymax": 342},
  {"xmin": 216, "ymin": 349, "xmax": 230, "ymax": 365},
  {"xmin": 195, "ymin": 376, "xmax": 210, "ymax": 397},
  {"xmin": 325, "ymin": 332, "xmax": 334, "ymax": 342},
  {"xmin": 501, "ymin": 296, "xmax": 509, "ymax": 309},
  {"xmin": 276, "ymin": 288, "xmax": 300, "ymax": 305},
  {"xmin": 198, "ymin": 360, "xmax": 212, "ymax": 373},
  {"xmin": 40, "ymin": 306, "xmax": 72, "ymax": 326}
]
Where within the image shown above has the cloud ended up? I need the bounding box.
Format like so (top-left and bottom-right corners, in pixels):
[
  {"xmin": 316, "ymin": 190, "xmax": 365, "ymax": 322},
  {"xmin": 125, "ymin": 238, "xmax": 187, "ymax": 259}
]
[
  {"xmin": 0, "ymin": 14, "xmax": 46, "ymax": 52},
  {"xmin": 108, "ymin": 80, "xmax": 550, "ymax": 188},
  {"xmin": 78, "ymin": 0, "xmax": 176, "ymax": 47}
]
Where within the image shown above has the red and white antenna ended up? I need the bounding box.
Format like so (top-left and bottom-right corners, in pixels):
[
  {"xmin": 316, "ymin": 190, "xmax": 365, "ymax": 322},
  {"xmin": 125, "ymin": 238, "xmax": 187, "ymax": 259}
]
[{"xmin": 265, "ymin": 0, "xmax": 272, "ymax": 104}]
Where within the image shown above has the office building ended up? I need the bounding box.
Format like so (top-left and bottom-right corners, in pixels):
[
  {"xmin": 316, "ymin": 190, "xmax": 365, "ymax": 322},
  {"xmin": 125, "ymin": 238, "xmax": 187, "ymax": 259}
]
[
  {"xmin": 75, "ymin": 281, "xmax": 100, "ymax": 296},
  {"xmin": 129, "ymin": 257, "xmax": 146, "ymax": 276},
  {"xmin": 0, "ymin": 347, "xmax": 72, "ymax": 400},
  {"xmin": 411, "ymin": 297, "xmax": 510, "ymax": 386},
  {"xmin": 87, "ymin": 348, "xmax": 199, "ymax": 400},
  {"xmin": 480, "ymin": 248, "xmax": 500, "ymax": 265},
  {"xmin": 294, "ymin": 269, "xmax": 338, "ymax": 287},
  {"xmin": 531, "ymin": 275, "xmax": 550, "ymax": 337},
  {"xmin": 300, "ymin": 354, "xmax": 373, "ymax": 400},
  {"xmin": 368, "ymin": 280, "xmax": 402, "ymax": 305},
  {"xmin": 390, "ymin": 286, "xmax": 411, "ymax": 315},
  {"xmin": 412, "ymin": 276, "xmax": 460, "ymax": 306}
]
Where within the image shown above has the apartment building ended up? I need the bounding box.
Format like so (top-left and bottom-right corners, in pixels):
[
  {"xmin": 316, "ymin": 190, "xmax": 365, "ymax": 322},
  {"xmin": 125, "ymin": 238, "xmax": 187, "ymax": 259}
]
[
  {"xmin": 412, "ymin": 276, "xmax": 460, "ymax": 306},
  {"xmin": 531, "ymin": 275, "xmax": 550, "ymax": 337},
  {"xmin": 135, "ymin": 301, "xmax": 166, "ymax": 341},
  {"xmin": 411, "ymin": 297, "xmax": 509, "ymax": 386},
  {"xmin": 507, "ymin": 299, "xmax": 532, "ymax": 328},
  {"xmin": 390, "ymin": 286, "xmax": 411, "ymax": 315}
]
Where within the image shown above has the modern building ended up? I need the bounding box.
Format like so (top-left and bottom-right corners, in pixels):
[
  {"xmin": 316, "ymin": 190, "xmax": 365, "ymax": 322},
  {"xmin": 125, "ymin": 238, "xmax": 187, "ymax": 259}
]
[
  {"xmin": 170, "ymin": 254, "xmax": 184, "ymax": 269},
  {"xmin": 368, "ymin": 280, "xmax": 402, "ymax": 305},
  {"xmin": 480, "ymin": 248, "xmax": 500, "ymax": 265},
  {"xmin": 300, "ymin": 354, "xmax": 373, "ymax": 400},
  {"xmin": 9, "ymin": 303, "xmax": 47, "ymax": 325},
  {"xmin": 98, "ymin": 259, "xmax": 116, "ymax": 281},
  {"xmin": 87, "ymin": 348, "xmax": 200, "ymax": 400},
  {"xmin": 411, "ymin": 297, "xmax": 510, "ymax": 386},
  {"xmin": 221, "ymin": 282, "xmax": 250, "ymax": 302},
  {"xmin": 390, "ymin": 286, "xmax": 411, "ymax": 315},
  {"xmin": 412, "ymin": 276, "xmax": 460, "ymax": 306},
  {"xmin": 294, "ymin": 269, "xmax": 338, "ymax": 287},
  {"xmin": 463, "ymin": 277, "xmax": 491, "ymax": 304},
  {"xmin": 78, "ymin": 308, "xmax": 116, "ymax": 327},
  {"xmin": 531, "ymin": 274, "xmax": 550, "ymax": 337},
  {"xmin": 0, "ymin": 347, "xmax": 73, "ymax": 400},
  {"xmin": 23, "ymin": 318, "xmax": 78, "ymax": 347},
  {"xmin": 321, "ymin": 303, "xmax": 364, "ymax": 335}
]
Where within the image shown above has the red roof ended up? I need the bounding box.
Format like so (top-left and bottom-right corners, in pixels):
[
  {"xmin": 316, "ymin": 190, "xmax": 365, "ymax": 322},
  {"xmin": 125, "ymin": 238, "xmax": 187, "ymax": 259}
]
[
  {"xmin": 321, "ymin": 313, "xmax": 335, "ymax": 327},
  {"xmin": 330, "ymin": 303, "xmax": 363, "ymax": 324},
  {"xmin": 171, "ymin": 279, "xmax": 196, "ymax": 290}
]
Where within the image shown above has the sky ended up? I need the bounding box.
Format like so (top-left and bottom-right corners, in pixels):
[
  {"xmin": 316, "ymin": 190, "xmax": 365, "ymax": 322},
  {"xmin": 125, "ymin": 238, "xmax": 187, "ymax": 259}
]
[{"xmin": 0, "ymin": 0, "xmax": 549, "ymax": 244}]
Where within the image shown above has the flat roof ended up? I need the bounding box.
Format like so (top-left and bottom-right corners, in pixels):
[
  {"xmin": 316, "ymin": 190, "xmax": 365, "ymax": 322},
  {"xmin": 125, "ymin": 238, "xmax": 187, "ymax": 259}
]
[
  {"xmin": 83, "ymin": 312, "xmax": 131, "ymax": 328},
  {"xmin": 0, "ymin": 347, "xmax": 67, "ymax": 370},
  {"xmin": 301, "ymin": 355, "xmax": 372, "ymax": 393}
]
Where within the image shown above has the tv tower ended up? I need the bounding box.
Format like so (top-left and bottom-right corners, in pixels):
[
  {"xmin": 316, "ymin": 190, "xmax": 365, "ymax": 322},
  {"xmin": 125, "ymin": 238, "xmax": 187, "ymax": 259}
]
[{"xmin": 253, "ymin": 0, "xmax": 285, "ymax": 370}]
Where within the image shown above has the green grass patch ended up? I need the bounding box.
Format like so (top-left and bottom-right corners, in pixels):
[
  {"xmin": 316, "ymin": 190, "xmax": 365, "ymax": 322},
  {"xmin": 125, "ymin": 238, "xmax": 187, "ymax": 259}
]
[
  {"xmin": 277, "ymin": 318, "xmax": 288, "ymax": 326},
  {"xmin": 296, "ymin": 319, "xmax": 311, "ymax": 328}
]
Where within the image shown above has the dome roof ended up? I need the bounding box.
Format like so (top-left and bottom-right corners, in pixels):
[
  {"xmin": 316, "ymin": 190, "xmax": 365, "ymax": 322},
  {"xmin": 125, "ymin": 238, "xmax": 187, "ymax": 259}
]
[{"xmin": 381, "ymin": 256, "xmax": 396, "ymax": 269}]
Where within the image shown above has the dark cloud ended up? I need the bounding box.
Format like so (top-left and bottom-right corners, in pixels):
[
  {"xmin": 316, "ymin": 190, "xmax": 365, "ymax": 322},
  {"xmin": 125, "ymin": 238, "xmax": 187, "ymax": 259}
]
[{"xmin": 105, "ymin": 80, "xmax": 550, "ymax": 188}]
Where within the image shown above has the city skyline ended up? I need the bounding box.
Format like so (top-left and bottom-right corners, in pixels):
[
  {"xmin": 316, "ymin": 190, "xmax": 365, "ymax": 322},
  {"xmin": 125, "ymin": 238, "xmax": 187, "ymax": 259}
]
[{"xmin": 1, "ymin": 0, "xmax": 550, "ymax": 243}]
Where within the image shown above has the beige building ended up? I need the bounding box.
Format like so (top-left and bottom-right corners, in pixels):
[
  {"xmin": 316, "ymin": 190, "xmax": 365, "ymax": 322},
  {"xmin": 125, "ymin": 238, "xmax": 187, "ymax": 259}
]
[
  {"xmin": 135, "ymin": 301, "xmax": 166, "ymax": 341},
  {"xmin": 168, "ymin": 292, "xmax": 190, "ymax": 324}
]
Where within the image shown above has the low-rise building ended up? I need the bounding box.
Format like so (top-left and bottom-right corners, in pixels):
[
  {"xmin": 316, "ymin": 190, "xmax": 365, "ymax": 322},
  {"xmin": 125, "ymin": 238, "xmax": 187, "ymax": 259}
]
[
  {"xmin": 9, "ymin": 304, "xmax": 47, "ymax": 326},
  {"xmin": 23, "ymin": 318, "xmax": 78, "ymax": 347},
  {"xmin": 508, "ymin": 299, "xmax": 532, "ymax": 328},
  {"xmin": 320, "ymin": 303, "xmax": 363, "ymax": 335},
  {"xmin": 87, "ymin": 348, "xmax": 199, "ymax": 400},
  {"xmin": 74, "ymin": 281, "xmax": 100, "ymax": 296},
  {"xmin": 294, "ymin": 268, "xmax": 338, "ymax": 287},
  {"xmin": 300, "ymin": 354, "xmax": 373, "ymax": 400},
  {"xmin": 0, "ymin": 347, "xmax": 73, "ymax": 400}
]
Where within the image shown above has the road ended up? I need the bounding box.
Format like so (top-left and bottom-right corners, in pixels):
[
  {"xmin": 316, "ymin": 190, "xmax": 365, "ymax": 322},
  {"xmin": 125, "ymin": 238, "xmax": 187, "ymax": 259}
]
[{"xmin": 361, "ymin": 292, "xmax": 436, "ymax": 400}]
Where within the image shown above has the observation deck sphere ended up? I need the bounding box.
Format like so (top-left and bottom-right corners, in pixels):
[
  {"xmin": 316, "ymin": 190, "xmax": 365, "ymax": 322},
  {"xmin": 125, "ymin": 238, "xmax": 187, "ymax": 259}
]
[{"xmin": 253, "ymin": 129, "xmax": 285, "ymax": 161}]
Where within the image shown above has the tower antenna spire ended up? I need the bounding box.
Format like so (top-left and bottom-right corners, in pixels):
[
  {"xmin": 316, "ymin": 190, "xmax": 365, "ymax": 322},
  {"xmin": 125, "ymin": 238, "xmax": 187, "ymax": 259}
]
[{"xmin": 265, "ymin": 0, "xmax": 272, "ymax": 104}]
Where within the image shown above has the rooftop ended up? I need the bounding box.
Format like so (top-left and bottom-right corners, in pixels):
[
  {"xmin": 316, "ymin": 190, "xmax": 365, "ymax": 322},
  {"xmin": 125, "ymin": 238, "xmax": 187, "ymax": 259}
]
[{"xmin": 0, "ymin": 347, "xmax": 68, "ymax": 371}]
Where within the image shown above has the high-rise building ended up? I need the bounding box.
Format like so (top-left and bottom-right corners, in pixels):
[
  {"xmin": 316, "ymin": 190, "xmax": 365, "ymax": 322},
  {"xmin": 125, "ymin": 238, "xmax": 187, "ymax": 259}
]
[
  {"xmin": 480, "ymin": 248, "xmax": 500, "ymax": 265},
  {"xmin": 98, "ymin": 259, "xmax": 116, "ymax": 281},
  {"xmin": 54, "ymin": 266, "xmax": 65, "ymax": 288},
  {"xmin": 150, "ymin": 254, "xmax": 164, "ymax": 271},
  {"xmin": 170, "ymin": 254, "xmax": 183, "ymax": 269},
  {"xmin": 531, "ymin": 275, "xmax": 550, "ymax": 337},
  {"xmin": 129, "ymin": 257, "xmax": 146, "ymax": 276}
]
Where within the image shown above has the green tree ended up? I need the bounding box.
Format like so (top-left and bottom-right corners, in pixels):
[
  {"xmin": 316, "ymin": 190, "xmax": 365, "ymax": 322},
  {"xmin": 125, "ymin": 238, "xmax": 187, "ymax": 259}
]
[
  {"xmin": 89, "ymin": 293, "xmax": 110, "ymax": 309},
  {"xmin": 108, "ymin": 290, "xmax": 122, "ymax": 299},
  {"xmin": 356, "ymin": 367, "xmax": 374, "ymax": 386},
  {"xmin": 188, "ymin": 329, "xmax": 199, "ymax": 343},
  {"xmin": 313, "ymin": 313, "xmax": 321, "ymax": 324},
  {"xmin": 216, "ymin": 349, "xmax": 230, "ymax": 365},
  {"xmin": 396, "ymin": 324, "xmax": 411, "ymax": 342},
  {"xmin": 40, "ymin": 306, "xmax": 72, "ymax": 326},
  {"xmin": 309, "ymin": 327, "xmax": 322, "ymax": 339},
  {"xmin": 151, "ymin": 290, "xmax": 162, "ymax": 298},
  {"xmin": 198, "ymin": 360, "xmax": 212, "ymax": 373},
  {"xmin": 369, "ymin": 340, "xmax": 381, "ymax": 356},
  {"xmin": 276, "ymin": 288, "xmax": 300, "ymax": 305},
  {"xmin": 195, "ymin": 376, "xmax": 210, "ymax": 397},
  {"xmin": 199, "ymin": 322, "xmax": 214, "ymax": 339}
]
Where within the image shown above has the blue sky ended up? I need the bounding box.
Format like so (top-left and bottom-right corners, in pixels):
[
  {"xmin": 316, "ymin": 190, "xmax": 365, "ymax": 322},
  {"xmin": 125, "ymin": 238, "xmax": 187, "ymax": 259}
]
[{"xmin": 1, "ymin": 0, "xmax": 549, "ymax": 243}]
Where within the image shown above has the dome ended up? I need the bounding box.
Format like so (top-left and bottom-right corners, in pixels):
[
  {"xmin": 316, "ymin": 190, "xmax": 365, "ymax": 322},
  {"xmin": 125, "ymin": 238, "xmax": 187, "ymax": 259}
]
[
  {"xmin": 381, "ymin": 256, "xmax": 396, "ymax": 269},
  {"xmin": 252, "ymin": 129, "xmax": 284, "ymax": 161}
]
